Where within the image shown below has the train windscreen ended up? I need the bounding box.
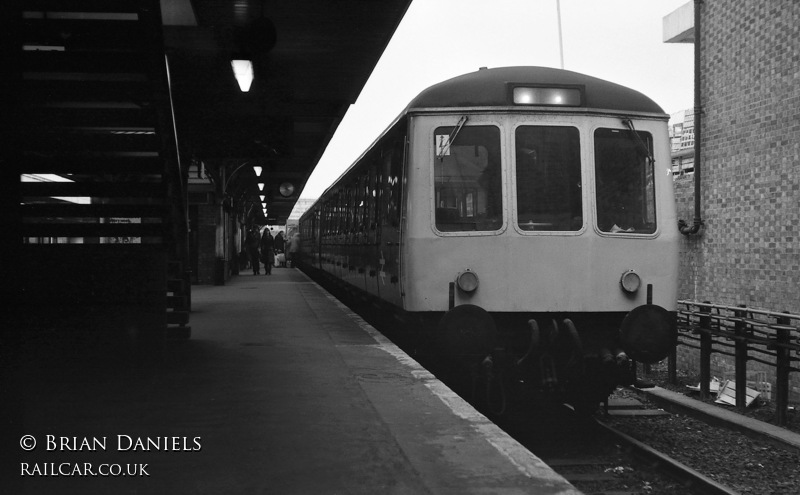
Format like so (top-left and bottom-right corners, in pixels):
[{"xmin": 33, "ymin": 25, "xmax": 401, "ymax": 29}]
[
  {"xmin": 433, "ymin": 125, "xmax": 503, "ymax": 232},
  {"xmin": 515, "ymin": 126, "xmax": 582, "ymax": 231},
  {"xmin": 594, "ymin": 128, "xmax": 656, "ymax": 234}
]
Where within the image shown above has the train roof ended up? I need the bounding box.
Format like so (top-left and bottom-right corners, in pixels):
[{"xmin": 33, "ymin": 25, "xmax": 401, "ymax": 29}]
[
  {"xmin": 406, "ymin": 66, "xmax": 665, "ymax": 115},
  {"xmin": 302, "ymin": 67, "xmax": 666, "ymax": 215}
]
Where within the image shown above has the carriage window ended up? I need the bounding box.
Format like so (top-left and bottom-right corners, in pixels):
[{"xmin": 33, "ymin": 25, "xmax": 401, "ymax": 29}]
[
  {"xmin": 434, "ymin": 125, "xmax": 502, "ymax": 232},
  {"xmin": 515, "ymin": 126, "xmax": 582, "ymax": 231},
  {"xmin": 594, "ymin": 128, "xmax": 656, "ymax": 234},
  {"xmin": 382, "ymin": 139, "xmax": 404, "ymax": 228}
]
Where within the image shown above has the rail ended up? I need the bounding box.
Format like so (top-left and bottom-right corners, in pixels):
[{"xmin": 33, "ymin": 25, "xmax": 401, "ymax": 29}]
[
  {"xmin": 594, "ymin": 418, "xmax": 739, "ymax": 495},
  {"xmin": 667, "ymin": 301, "xmax": 800, "ymax": 425}
]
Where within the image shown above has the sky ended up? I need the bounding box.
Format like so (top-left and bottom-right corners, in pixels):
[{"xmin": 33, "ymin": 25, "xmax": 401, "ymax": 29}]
[{"xmin": 296, "ymin": 0, "xmax": 694, "ymax": 203}]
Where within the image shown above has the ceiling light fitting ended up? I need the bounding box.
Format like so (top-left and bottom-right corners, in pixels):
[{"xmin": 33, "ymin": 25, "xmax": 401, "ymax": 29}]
[{"xmin": 231, "ymin": 59, "xmax": 254, "ymax": 92}]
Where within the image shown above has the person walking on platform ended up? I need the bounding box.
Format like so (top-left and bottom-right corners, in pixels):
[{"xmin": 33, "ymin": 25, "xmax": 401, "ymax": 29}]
[
  {"xmin": 245, "ymin": 226, "xmax": 261, "ymax": 275},
  {"xmin": 274, "ymin": 230, "xmax": 286, "ymax": 267},
  {"xmin": 260, "ymin": 228, "xmax": 275, "ymax": 275}
]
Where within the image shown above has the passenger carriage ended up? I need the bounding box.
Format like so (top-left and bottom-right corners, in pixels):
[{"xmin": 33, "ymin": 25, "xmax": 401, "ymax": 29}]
[{"xmin": 300, "ymin": 66, "xmax": 679, "ymax": 409}]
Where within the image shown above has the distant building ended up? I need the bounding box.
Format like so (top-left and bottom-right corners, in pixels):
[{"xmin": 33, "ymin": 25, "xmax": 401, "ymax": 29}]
[
  {"xmin": 288, "ymin": 198, "xmax": 317, "ymax": 223},
  {"xmin": 669, "ymin": 109, "xmax": 694, "ymax": 178}
]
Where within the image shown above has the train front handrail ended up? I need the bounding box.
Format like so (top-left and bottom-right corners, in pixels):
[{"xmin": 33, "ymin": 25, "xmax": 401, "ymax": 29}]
[{"xmin": 669, "ymin": 300, "xmax": 800, "ymax": 426}]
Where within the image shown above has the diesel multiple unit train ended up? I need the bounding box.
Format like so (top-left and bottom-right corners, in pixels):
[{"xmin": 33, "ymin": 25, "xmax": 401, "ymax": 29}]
[{"xmin": 298, "ymin": 66, "xmax": 678, "ymax": 411}]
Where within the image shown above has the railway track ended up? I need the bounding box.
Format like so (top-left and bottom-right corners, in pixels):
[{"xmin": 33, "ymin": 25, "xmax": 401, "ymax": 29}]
[
  {"xmin": 494, "ymin": 399, "xmax": 740, "ymax": 495},
  {"xmin": 591, "ymin": 417, "xmax": 738, "ymax": 495}
]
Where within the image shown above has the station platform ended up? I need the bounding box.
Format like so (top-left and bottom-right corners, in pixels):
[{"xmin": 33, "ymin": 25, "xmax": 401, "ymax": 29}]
[{"xmin": 5, "ymin": 267, "xmax": 579, "ymax": 494}]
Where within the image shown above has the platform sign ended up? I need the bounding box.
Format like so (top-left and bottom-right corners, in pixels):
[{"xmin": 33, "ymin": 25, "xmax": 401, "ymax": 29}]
[{"xmin": 101, "ymin": 217, "xmax": 141, "ymax": 244}]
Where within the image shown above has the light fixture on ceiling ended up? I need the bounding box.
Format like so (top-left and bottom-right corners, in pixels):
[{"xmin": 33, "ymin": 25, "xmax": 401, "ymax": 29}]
[
  {"xmin": 231, "ymin": 59, "xmax": 254, "ymax": 92},
  {"xmin": 257, "ymin": 183, "xmax": 265, "ymax": 191},
  {"xmin": 259, "ymin": 195, "xmax": 265, "ymax": 202},
  {"xmin": 253, "ymin": 165, "xmax": 262, "ymax": 176}
]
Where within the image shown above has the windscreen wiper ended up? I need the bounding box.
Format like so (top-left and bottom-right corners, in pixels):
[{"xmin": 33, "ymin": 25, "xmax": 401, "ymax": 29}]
[
  {"xmin": 622, "ymin": 118, "xmax": 654, "ymax": 165},
  {"xmin": 436, "ymin": 115, "xmax": 468, "ymax": 159}
]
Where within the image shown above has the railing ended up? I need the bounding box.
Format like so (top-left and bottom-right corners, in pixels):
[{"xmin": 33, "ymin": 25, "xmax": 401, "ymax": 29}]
[{"xmin": 669, "ymin": 301, "xmax": 800, "ymax": 425}]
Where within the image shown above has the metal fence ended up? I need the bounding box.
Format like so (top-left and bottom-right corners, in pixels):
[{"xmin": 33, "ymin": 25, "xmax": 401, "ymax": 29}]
[{"xmin": 668, "ymin": 300, "xmax": 800, "ymax": 426}]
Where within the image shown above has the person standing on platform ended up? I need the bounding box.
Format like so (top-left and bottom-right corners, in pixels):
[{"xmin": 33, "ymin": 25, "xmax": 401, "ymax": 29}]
[
  {"xmin": 260, "ymin": 228, "xmax": 275, "ymax": 275},
  {"xmin": 245, "ymin": 226, "xmax": 261, "ymax": 275},
  {"xmin": 287, "ymin": 232, "xmax": 300, "ymax": 268}
]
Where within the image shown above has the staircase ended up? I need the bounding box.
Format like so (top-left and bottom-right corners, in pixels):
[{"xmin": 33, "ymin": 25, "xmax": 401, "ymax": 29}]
[
  {"xmin": 7, "ymin": 1, "xmax": 190, "ymax": 357},
  {"xmin": 167, "ymin": 261, "xmax": 191, "ymax": 340}
]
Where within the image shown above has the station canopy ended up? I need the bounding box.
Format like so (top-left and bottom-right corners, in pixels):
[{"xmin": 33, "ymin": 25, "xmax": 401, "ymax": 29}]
[{"xmin": 163, "ymin": 0, "xmax": 412, "ymax": 223}]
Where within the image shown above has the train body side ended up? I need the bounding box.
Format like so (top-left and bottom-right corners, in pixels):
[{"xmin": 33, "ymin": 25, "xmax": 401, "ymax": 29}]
[{"xmin": 299, "ymin": 121, "xmax": 406, "ymax": 308}]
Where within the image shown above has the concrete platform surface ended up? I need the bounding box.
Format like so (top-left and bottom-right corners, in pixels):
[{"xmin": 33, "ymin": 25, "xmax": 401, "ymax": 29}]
[{"xmin": 4, "ymin": 268, "xmax": 579, "ymax": 494}]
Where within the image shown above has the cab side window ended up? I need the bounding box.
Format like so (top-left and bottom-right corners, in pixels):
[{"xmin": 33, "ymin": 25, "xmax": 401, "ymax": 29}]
[{"xmin": 433, "ymin": 125, "xmax": 502, "ymax": 232}]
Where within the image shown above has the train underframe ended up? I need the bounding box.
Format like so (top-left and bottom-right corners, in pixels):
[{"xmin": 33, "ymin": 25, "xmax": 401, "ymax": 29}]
[{"xmin": 418, "ymin": 308, "xmax": 676, "ymax": 415}]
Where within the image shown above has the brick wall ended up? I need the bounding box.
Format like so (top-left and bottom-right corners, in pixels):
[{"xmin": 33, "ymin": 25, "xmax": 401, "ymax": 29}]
[
  {"xmin": 676, "ymin": 0, "xmax": 800, "ymax": 312},
  {"xmin": 673, "ymin": 0, "xmax": 800, "ymax": 401}
]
